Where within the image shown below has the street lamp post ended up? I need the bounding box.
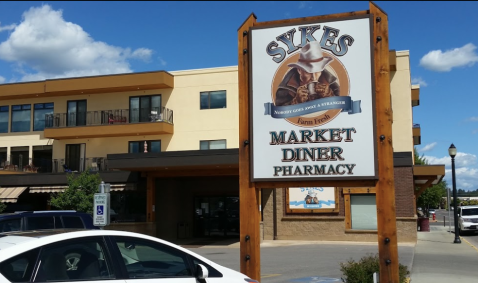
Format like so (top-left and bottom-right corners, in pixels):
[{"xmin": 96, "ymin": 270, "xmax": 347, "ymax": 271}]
[{"xmin": 449, "ymin": 144, "xmax": 461, "ymax": 244}]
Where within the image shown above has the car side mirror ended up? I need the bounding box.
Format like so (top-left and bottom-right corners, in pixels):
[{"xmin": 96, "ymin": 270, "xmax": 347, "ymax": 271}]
[{"xmin": 195, "ymin": 264, "xmax": 209, "ymax": 280}]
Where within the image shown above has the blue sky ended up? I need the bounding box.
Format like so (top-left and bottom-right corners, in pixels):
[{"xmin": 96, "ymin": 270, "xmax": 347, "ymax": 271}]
[{"xmin": 0, "ymin": 1, "xmax": 477, "ymax": 190}]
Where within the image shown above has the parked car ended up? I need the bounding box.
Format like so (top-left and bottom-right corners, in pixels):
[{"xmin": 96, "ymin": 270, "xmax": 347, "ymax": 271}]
[
  {"xmin": 0, "ymin": 229, "xmax": 258, "ymax": 283},
  {"xmin": 428, "ymin": 209, "xmax": 436, "ymax": 215},
  {"xmin": 0, "ymin": 211, "xmax": 98, "ymax": 233},
  {"xmin": 458, "ymin": 205, "xmax": 478, "ymax": 235}
]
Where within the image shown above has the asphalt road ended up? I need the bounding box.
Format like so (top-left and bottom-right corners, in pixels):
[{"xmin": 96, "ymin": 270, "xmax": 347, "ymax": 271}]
[
  {"xmin": 430, "ymin": 209, "xmax": 478, "ymax": 248},
  {"xmin": 187, "ymin": 242, "xmax": 414, "ymax": 283}
]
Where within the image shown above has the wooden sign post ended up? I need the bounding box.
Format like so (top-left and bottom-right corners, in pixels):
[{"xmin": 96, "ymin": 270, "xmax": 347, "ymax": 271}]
[
  {"xmin": 238, "ymin": 2, "xmax": 398, "ymax": 282},
  {"xmin": 370, "ymin": 3, "xmax": 400, "ymax": 282},
  {"xmin": 238, "ymin": 13, "xmax": 261, "ymax": 281}
]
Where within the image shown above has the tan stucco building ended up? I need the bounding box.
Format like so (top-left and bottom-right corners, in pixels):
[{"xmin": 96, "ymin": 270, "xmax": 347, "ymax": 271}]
[{"xmin": 0, "ymin": 51, "xmax": 444, "ymax": 243}]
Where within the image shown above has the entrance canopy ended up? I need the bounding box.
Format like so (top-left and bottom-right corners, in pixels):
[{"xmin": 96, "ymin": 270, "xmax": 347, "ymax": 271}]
[
  {"xmin": 413, "ymin": 165, "xmax": 445, "ymax": 197},
  {"xmin": 107, "ymin": 149, "xmax": 239, "ymax": 177}
]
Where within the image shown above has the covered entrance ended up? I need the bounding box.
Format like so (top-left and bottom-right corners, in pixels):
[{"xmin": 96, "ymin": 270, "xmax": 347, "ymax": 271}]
[
  {"xmin": 194, "ymin": 196, "xmax": 239, "ymax": 238},
  {"xmin": 107, "ymin": 149, "xmax": 240, "ymax": 240}
]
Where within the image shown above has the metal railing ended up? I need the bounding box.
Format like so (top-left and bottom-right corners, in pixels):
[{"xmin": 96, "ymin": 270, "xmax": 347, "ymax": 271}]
[
  {"xmin": 52, "ymin": 157, "xmax": 109, "ymax": 173},
  {"xmin": 1, "ymin": 156, "xmax": 53, "ymax": 173},
  {"xmin": 0, "ymin": 156, "xmax": 109, "ymax": 173},
  {"xmin": 45, "ymin": 107, "xmax": 173, "ymax": 128}
]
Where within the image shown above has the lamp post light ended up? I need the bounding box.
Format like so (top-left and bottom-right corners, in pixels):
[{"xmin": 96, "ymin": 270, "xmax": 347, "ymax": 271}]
[{"xmin": 449, "ymin": 143, "xmax": 461, "ymax": 244}]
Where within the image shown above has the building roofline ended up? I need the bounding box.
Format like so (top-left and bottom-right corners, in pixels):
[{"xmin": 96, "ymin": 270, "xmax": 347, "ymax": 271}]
[
  {"xmin": 170, "ymin": 66, "xmax": 238, "ymax": 76},
  {"xmin": 0, "ymin": 70, "xmax": 173, "ymax": 87}
]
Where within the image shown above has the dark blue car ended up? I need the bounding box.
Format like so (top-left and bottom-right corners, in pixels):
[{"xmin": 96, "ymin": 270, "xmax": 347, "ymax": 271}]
[{"xmin": 0, "ymin": 211, "xmax": 99, "ymax": 233}]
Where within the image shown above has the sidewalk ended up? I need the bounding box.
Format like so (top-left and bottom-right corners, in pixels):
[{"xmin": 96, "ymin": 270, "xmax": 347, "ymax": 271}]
[{"xmin": 410, "ymin": 225, "xmax": 478, "ymax": 282}]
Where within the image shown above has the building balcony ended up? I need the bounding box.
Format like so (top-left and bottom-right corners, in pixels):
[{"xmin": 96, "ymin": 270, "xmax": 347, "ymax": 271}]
[
  {"xmin": 412, "ymin": 85, "xmax": 420, "ymax": 107},
  {"xmin": 413, "ymin": 123, "xmax": 421, "ymax": 145},
  {"xmin": 0, "ymin": 157, "xmax": 110, "ymax": 174},
  {"xmin": 44, "ymin": 107, "xmax": 174, "ymax": 139}
]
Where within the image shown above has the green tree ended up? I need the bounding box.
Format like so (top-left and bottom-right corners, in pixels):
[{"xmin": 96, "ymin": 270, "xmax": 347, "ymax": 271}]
[
  {"xmin": 0, "ymin": 201, "xmax": 6, "ymax": 213},
  {"xmin": 414, "ymin": 147, "xmax": 428, "ymax": 165},
  {"xmin": 414, "ymin": 147, "xmax": 447, "ymax": 213},
  {"xmin": 417, "ymin": 180, "xmax": 448, "ymax": 212},
  {"xmin": 50, "ymin": 170, "xmax": 102, "ymax": 214}
]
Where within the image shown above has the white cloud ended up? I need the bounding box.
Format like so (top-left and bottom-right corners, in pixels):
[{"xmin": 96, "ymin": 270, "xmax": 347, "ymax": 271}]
[
  {"xmin": 419, "ymin": 43, "xmax": 478, "ymax": 72},
  {"xmin": 467, "ymin": 117, "xmax": 478, "ymax": 122},
  {"xmin": 444, "ymin": 167, "xmax": 478, "ymax": 190},
  {"xmin": 0, "ymin": 5, "xmax": 153, "ymax": 82},
  {"xmin": 418, "ymin": 142, "xmax": 437, "ymax": 152},
  {"xmin": 425, "ymin": 152, "xmax": 477, "ymax": 169},
  {"xmin": 130, "ymin": 48, "xmax": 153, "ymax": 62},
  {"xmin": 411, "ymin": 77, "xmax": 427, "ymax": 87},
  {"xmin": 158, "ymin": 57, "xmax": 167, "ymax": 66},
  {"xmin": 0, "ymin": 22, "xmax": 16, "ymax": 32},
  {"xmin": 0, "ymin": 76, "xmax": 5, "ymax": 84}
]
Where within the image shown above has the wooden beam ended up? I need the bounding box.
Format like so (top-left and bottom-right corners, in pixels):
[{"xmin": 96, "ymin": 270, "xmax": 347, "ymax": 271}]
[
  {"xmin": 342, "ymin": 187, "xmax": 377, "ymax": 194},
  {"xmin": 256, "ymin": 179, "xmax": 376, "ymax": 189},
  {"xmin": 146, "ymin": 175, "xmax": 156, "ymax": 223},
  {"xmin": 238, "ymin": 13, "xmax": 260, "ymax": 281},
  {"xmin": 254, "ymin": 10, "xmax": 368, "ymax": 27},
  {"xmin": 148, "ymin": 167, "xmax": 238, "ymax": 178},
  {"xmin": 389, "ymin": 50, "xmax": 397, "ymax": 72},
  {"xmin": 344, "ymin": 194, "xmax": 352, "ymax": 229},
  {"xmin": 370, "ymin": 2, "xmax": 400, "ymax": 282},
  {"xmin": 414, "ymin": 179, "xmax": 435, "ymax": 198}
]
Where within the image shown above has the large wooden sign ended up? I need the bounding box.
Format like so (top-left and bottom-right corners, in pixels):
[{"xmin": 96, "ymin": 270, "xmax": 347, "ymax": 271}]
[
  {"xmin": 238, "ymin": 2, "xmax": 399, "ymax": 283},
  {"xmin": 250, "ymin": 15, "xmax": 377, "ymax": 182}
]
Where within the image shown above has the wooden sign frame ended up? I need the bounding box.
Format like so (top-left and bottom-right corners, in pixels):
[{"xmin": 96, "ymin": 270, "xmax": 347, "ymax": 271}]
[
  {"xmin": 248, "ymin": 14, "xmax": 378, "ymax": 183},
  {"xmin": 238, "ymin": 2, "xmax": 399, "ymax": 282},
  {"xmin": 285, "ymin": 187, "xmax": 340, "ymax": 214}
]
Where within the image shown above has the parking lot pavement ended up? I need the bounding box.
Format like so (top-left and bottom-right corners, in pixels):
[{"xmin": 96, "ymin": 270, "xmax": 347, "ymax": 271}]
[{"xmin": 187, "ymin": 240, "xmax": 415, "ymax": 283}]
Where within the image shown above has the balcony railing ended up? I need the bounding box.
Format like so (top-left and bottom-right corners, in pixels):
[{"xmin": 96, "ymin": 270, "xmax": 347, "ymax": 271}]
[
  {"xmin": 53, "ymin": 157, "xmax": 109, "ymax": 173},
  {"xmin": 45, "ymin": 107, "xmax": 174, "ymax": 129},
  {"xmin": 0, "ymin": 156, "xmax": 109, "ymax": 173},
  {"xmin": 1, "ymin": 156, "xmax": 53, "ymax": 173}
]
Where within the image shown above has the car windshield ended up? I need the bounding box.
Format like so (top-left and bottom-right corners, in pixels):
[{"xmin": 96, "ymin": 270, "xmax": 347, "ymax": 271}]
[{"xmin": 462, "ymin": 208, "xmax": 478, "ymax": 216}]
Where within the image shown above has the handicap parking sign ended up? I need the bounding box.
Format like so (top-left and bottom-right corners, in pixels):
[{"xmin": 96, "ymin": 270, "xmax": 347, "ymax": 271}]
[{"xmin": 97, "ymin": 205, "xmax": 104, "ymax": 215}]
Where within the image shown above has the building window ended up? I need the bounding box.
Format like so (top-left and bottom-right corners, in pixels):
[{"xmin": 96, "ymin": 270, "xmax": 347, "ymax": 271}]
[
  {"xmin": 344, "ymin": 188, "xmax": 377, "ymax": 231},
  {"xmin": 11, "ymin": 104, "xmax": 31, "ymax": 132},
  {"xmin": 130, "ymin": 95, "xmax": 161, "ymax": 123},
  {"xmin": 67, "ymin": 100, "xmax": 87, "ymax": 127},
  {"xmin": 0, "ymin": 106, "xmax": 8, "ymax": 133},
  {"xmin": 129, "ymin": 140, "xmax": 161, "ymax": 153},
  {"xmin": 200, "ymin": 90, "xmax": 226, "ymax": 109},
  {"xmin": 200, "ymin": 139, "xmax": 226, "ymax": 150},
  {"xmin": 65, "ymin": 143, "xmax": 86, "ymax": 172},
  {"xmin": 33, "ymin": 103, "xmax": 54, "ymax": 131}
]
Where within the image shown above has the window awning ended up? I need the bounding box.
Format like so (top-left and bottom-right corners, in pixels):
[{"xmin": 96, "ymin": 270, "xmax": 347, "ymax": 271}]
[
  {"xmin": 29, "ymin": 186, "xmax": 68, "ymax": 193},
  {"xmin": 110, "ymin": 184, "xmax": 136, "ymax": 191},
  {"xmin": 28, "ymin": 184, "xmax": 135, "ymax": 193},
  {"xmin": 0, "ymin": 187, "xmax": 28, "ymax": 203}
]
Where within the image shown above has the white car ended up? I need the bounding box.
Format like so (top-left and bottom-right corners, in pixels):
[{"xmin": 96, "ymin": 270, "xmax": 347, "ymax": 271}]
[
  {"xmin": 458, "ymin": 205, "xmax": 478, "ymax": 235},
  {"xmin": 0, "ymin": 229, "xmax": 259, "ymax": 283}
]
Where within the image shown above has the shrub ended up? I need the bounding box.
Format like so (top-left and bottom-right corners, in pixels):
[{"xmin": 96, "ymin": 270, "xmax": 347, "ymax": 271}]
[
  {"xmin": 340, "ymin": 253, "xmax": 410, "ymax": 283},
  {"xmin": 0, "ymin": 202, "xmax": 6, "ymax": 213}
]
